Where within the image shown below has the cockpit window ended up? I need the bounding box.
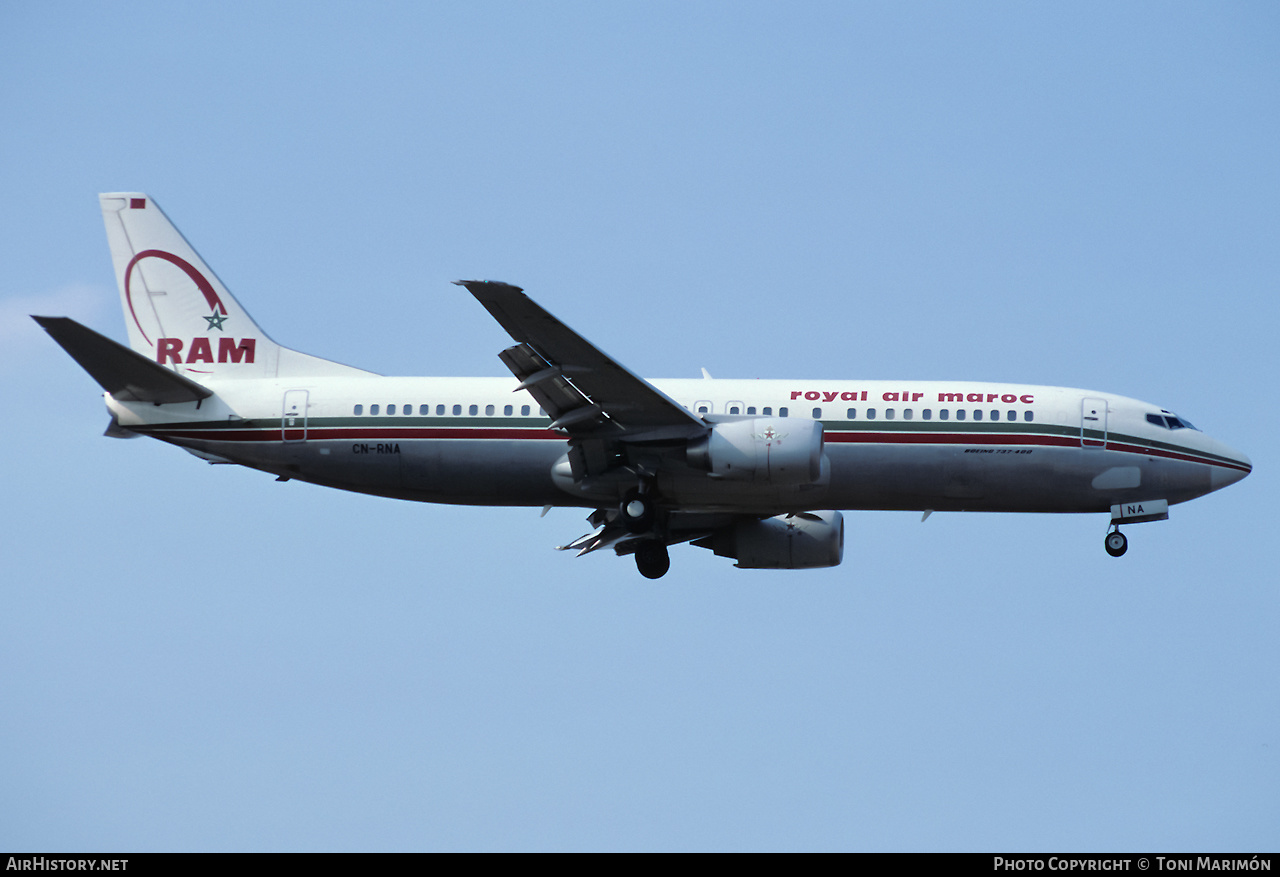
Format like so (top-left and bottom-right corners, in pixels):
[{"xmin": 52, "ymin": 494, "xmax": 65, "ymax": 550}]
[{"xmin": 1147, "ymin": 411, "xmax": 1199, "ymax": 431}]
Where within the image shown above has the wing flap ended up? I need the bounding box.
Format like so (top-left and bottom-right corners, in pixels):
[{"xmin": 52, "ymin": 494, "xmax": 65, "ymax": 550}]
[
  {"xmin": 33, "ymin": 315, "xmax": 212, "ymax": 403},
  {"xmin": 497, "ymin": 341, "xmax": 598, "ymax": 428}
]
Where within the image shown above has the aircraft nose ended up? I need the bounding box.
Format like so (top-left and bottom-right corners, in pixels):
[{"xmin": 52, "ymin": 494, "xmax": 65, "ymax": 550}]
[{"xmin": 1210, "ymin": 446, "xmax": 1252, "ymax": 491}]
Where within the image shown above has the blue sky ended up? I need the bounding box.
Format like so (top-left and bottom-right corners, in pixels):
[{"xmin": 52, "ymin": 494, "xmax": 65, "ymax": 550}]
[{"xmin": 2, "ymin": 1, "xmax": 1276, "ymax": 851}]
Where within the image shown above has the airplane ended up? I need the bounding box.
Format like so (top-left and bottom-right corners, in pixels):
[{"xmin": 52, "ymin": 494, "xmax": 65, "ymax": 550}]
[{"xmin": 34, "ymin": 193, "xmax": 1252, "ymax": 579}]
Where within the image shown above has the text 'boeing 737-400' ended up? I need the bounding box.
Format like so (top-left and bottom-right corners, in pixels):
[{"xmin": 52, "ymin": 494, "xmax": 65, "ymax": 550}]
[{"xmin": 35, "ymin": 194, "xmax": 1252, "ymax": 578}]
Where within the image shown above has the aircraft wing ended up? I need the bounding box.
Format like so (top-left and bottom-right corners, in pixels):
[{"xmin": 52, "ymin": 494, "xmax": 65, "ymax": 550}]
[{"xmin": 457, "ymin": 281, "xmax": 705, "ymax": 438}]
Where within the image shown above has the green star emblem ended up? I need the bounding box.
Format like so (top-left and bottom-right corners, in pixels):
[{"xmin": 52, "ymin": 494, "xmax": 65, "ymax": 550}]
[{"xmin": 204, "ymin": 310, "xmax": 228, "ymax": 331}]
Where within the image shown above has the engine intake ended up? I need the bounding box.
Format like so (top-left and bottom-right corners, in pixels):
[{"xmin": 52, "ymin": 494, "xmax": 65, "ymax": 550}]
[{"xmin": 687, "ymin": 417, "xmax": 824, "ymax": 484}]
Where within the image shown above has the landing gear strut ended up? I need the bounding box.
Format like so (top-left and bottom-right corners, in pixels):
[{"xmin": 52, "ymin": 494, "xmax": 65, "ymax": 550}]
[
  {"xmin": 619, "ymin": 487, "xmax": 655, "ymax": 534},
  {"xmin": 635, "ymin": 540, "xmax": 670, "ymax": 579},
  {"xmin": 1104, "ymin": 527, "xmax": 1128, "ymax": 558}
]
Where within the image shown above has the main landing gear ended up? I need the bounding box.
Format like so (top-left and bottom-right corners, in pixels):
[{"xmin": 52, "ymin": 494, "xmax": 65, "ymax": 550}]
[
  {"xmin": 635, "ymin": 540, "xmax": 671, "ymax": 579},
  {"xmin": 619, "ymin": 483, "xmax": 670, "ymax": 578},
  {"xmin": 619, "ymin": 487, "xmax": 655, "ymax": 534},
  {"xmin": 1104, "ymin": 527, "xmax": 1128, "ymax": 558}
]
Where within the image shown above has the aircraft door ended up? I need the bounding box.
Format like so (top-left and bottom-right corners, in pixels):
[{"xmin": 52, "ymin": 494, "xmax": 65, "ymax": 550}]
[
  {"xmin": 283, "ymin": 389, "xmax": 308, "ymax": 442},
  {"xmin": 1081, "ymin": 397, "xmax": 1107, "ymax": 449}
]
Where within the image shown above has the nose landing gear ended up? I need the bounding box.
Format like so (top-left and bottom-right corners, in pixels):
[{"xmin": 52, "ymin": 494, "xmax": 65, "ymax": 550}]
[
  {"xmin": 1104, "ymin": 499, "xmax": 1169, "ymax": 557},
  {"xmin": 1104, "ymin": 527, "xmax": 1128, "ymax": 557}
]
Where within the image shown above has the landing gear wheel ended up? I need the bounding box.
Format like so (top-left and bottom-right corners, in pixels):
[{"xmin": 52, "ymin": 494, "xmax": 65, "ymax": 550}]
[
  {"xmin": 1105, "ymin": 529, "xmax": 1128, "ymax": 557},
  {"xmin": 635, "ymin": 541, "xmax": 670, "ymax": 579},
  {"xmin": 619, "ymin": 488, "xmax": 655, "ymax": 534}
]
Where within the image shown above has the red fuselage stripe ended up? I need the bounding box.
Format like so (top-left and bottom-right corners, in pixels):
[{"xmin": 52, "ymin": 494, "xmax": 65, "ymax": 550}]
[{"xmin": 141, "ymin": 424, "xmax": 1251, "ymax": 473}]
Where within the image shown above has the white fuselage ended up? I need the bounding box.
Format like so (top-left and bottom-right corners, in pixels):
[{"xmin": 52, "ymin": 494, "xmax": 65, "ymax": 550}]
[{"xmin": 106, "ymin": 375, "xmax": 1252, "ymax": 516}]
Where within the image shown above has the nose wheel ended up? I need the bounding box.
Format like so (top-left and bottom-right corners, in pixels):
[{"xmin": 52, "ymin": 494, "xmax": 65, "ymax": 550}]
[{"xmin": 1104, "ymin": 528, "xmax": 1128, "ymax": 557}]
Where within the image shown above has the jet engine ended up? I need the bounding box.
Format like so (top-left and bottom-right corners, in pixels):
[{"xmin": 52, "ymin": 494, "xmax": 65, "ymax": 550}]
[
  {"xmin": 686, "ymin": 417, "xmax": 824, "ymax": 484},
  {"xmin": 694, "ymin": 510, "xmax": 844, "ymax": 569}
]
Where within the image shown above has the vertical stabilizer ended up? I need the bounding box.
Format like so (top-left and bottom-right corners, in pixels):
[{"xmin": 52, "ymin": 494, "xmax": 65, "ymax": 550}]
[{"xmin": 99, "ymin": 193, "xmax": 372, "ymax": 379}]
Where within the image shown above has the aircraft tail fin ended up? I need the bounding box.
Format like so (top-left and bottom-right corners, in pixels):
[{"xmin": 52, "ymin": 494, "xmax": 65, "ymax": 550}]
[{"xmin": 99, "ymin": 193, "xmax": 373, "ymax": 379}]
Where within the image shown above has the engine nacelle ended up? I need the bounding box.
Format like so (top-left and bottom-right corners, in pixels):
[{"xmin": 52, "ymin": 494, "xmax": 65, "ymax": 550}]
[
  {"xmin": 686, "ymin": 417, "xmax": 824, "ymax": 484},
  {"xmin": 696, "ymin": 510, "xmax": 845, "ymax": 570}
]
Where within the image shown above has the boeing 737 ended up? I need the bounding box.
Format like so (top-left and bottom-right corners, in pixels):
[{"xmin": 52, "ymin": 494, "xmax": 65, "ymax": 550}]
[{"xmin": 35, "ymin": 193, "xmax": 1252, "ymax": 578}]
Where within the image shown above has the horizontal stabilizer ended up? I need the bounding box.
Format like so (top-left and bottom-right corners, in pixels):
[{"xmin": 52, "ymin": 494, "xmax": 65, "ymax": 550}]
[
  {"xmin": 33, "ymin": 315, "xmax": 212, "ymax": 403},
  {"xmin": 103, "ymin": 416, "xmax": 140, "ymax": 438}
]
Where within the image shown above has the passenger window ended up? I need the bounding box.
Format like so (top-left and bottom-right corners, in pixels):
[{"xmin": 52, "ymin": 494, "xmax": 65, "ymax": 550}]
[
  {"xmin": 370, "ymin": 404, "xmax": 380, "ymax": 415},
  {"xmin": 866, "ymin": 408, "xmax": 876, "ymax": 419},
  {"xmin": 762, "ymin": 407, "xmax": 772, "ymax": 416},
  {"xmin": 1006, "ymin": 410, "xmax": 1016, "ymax": 422},
  {"xmin": 812, "ymin": 407, "xmax": 822, "ymax": 418},
  {"xmin": 504, "ymin": 404, "xmax": 513, "ymax": 416},
  {"xmin": 485, "ymin": 404, "xmax": 494, "ymax": 416},
  {"xmin": 990, "ymin": 409, "xmax": 999, "ymax": 421},
  {"xmin": 469, "ymin": 404, "xmax": 478, "ymax": 415},
  {"xmin": 747, "ymin": 406, "xmax": 757, "ymax": 415},
  {"xmin": 539, "ymin": 407, "xmax": 546, "ymax": 416},
  {"xmin": 522, "ymin": 405, "xmax": 531, "ymax": 416},
  {"xmin": 436, "ymin": 404, "xmax": 445, "ymax": 415},
  {"xmin": 697, "ymin": 405, "xmax": 709, "ymax": 414},
  {"xmin": 354, "ymin": 404, "xmax": 363, "ymax": 415},
  {"xmin": 419, "ymin": 405, "xmax": 429, "ymax": 415},
  {"xmin": 1024, "ymin": 411, "xmax": 1034, "ymax": 422},
  {"xmin": 955, "ymin": 409, "xmax": 965, "ymax": 421},
  {"xmin": 939, "ymin": 409, "xmax": 949, "ymax": 421},
  {"xmin": 885, "ymin": 408, "xmax": 895, "ymax": 420},
  {"xmin": 452, "ymin": 404, "xmax": 461, "ymax": 415},
  {"xmin": 387, "ymin": 404, "xmax": 396, "ymax": 415},
  {"xmin": 973, "ymin": 410, "xmax": 983, "ymax": 421},
  {"xmin": 922, "ymin": 409, "xmax": 932, "ymax": 420},
  {"xmin": 847, "ymin": 408, "xmax": 857, "ymax": 419},
  {"xmin": 779, "ymin": 407, "xmax": 789, "ymax": 417},
  {"xmin": 903, "ymin": 409, "xmax": 913, "ymax": 420},
  {"xmin": 405, "ymin": 404, "xmax": 413, "ymax": 416}
]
